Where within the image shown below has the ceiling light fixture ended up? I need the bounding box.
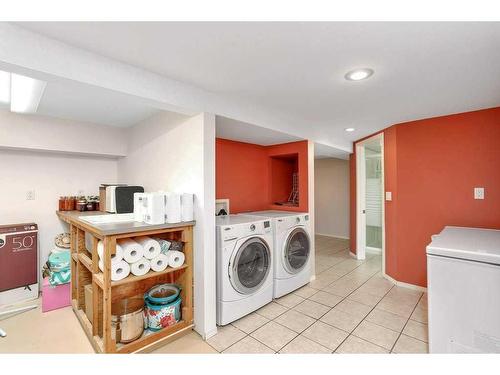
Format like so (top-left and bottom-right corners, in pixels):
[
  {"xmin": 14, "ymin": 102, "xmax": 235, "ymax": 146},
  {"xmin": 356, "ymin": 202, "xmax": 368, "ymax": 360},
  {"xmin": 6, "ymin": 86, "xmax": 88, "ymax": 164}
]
[
  {"xmin": 344, "ymin": 68, "xmax": 374, "ymax": 81},
  {"xmin": 0, "ymin": 70, "xmax": 10, "ymax": 104},
  {"xmin": 344, "ymin": 127, "xmax": 355, "ymax": 132},
  {"xmin": 10, "ymin": 73, "xmax": 47, "ymax": 114}
]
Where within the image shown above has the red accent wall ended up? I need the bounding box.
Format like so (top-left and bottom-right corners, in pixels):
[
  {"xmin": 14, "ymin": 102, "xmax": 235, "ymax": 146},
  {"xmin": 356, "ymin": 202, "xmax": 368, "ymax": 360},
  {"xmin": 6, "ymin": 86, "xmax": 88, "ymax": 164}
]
[
  {"xmin": 216, "ymin": 138, "xmax": 309, "ymax": 213},
  {"xmin": 350, "ymin": 107, "xmax": 500, "ymax": 287},
  {"xmin": 216, "ymin": 139, "xmax": 269, "ymax": 213}
]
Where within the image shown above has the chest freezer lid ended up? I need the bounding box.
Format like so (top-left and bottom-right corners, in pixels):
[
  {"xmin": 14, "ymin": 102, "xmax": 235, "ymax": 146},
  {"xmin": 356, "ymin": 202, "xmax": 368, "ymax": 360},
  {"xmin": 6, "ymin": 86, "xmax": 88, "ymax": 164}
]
[{"xmin": 426, "ymin": 226, "xmax": 500, "ymax": 265}]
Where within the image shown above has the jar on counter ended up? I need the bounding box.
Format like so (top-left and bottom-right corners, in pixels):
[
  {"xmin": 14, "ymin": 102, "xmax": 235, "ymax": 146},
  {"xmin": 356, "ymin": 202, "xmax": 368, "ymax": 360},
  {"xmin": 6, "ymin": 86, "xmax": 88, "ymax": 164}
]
[
  {"xmin": 69, "ymin": 196, "xmax": 76, "ymax": 211},
  {"xmin": 58, "ymin": 196, "xmax": 66, "ymax": 211},
  {"xmin": 64, "ymin": 197, "xmax": 71, "ymax": 211},
  {"xmin": 76, "ymin": 198, "xmax": 87, "ymax": 212},
  {"xmin": 86, "ymin": 200, "xmax": 96, "ymax": 211}
]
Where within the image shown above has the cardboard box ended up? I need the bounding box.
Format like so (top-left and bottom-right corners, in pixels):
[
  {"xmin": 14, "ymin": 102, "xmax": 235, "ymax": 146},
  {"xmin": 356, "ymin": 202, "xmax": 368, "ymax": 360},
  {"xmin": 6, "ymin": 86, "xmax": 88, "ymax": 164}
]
[{"xmin": 84, "ymin": 284, "xmax": 93, "ymax": 323}]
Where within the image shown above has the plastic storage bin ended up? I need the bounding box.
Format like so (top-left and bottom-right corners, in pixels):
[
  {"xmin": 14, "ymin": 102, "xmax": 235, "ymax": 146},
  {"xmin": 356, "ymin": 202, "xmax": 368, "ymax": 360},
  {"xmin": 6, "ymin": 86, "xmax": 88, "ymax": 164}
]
[{"xmin": 42, "ymin": 277, "xmax": 70, "ymax": 312}]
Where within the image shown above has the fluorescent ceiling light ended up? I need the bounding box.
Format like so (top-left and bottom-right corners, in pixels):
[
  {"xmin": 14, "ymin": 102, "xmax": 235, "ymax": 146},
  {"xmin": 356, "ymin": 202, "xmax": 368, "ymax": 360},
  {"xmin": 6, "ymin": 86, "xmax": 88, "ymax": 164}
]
[
  {"xmin": 0, "ymin": 70, "xmax": 10, "ymax": 104},
  {"xmin": 344, "ymin": 127, "xmax": 355, "ymax": 132},
  {"xmin": 10, "ymin": 73, "xmax": 47, "ymax": 114},
  {"xmin": 345, "ymin": 68, "xmax": 374, "ymax": 81}
]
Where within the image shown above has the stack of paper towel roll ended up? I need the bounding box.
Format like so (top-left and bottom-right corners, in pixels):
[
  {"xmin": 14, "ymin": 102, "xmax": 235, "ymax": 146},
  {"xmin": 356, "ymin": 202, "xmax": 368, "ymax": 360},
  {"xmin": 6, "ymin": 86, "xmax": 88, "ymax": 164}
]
[
  {"xmin": 97, "ymin": 241, "xmax": 130, "ymax": 281},
  {"xmin": 163, "ymin": 192, "xmax": 194, "ymax": 223},
  {"xmin": 153, "ymin": 237, "xmax": 186, "ymax": 269},
  {"xmin": 98, "ymin": 237, "xmax": 186, "ymax": 280}
]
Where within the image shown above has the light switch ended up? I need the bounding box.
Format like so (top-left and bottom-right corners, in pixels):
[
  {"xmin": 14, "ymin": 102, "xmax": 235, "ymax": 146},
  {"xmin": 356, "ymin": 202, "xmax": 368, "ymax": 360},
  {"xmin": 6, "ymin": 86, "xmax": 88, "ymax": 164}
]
[
  {"xmin": 385, "ymin": 191, "xmax": 392, "ymax": 201},
  {"xmin": 474, "ymin": 187, "xmax": 485, "ymax": 200}
]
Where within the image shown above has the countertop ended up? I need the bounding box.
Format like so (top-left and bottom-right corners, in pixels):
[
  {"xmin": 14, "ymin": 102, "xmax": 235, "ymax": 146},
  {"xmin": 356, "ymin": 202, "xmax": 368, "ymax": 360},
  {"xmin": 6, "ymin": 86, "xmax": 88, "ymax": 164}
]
[{"xmin": 56, "ymin": 210, "xmax": 195, "ymax": 236}]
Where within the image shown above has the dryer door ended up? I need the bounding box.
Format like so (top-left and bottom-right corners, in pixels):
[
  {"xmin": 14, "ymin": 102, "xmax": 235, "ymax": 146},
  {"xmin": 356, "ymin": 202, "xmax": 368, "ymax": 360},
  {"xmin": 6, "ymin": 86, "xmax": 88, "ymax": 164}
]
[
  {"xmin": 229, "ymin": 237, "xmax": 271, "ymax": 295},
  {"xmin": 283, "ymin": 227, "xmax": 310, "ymax": 274}
]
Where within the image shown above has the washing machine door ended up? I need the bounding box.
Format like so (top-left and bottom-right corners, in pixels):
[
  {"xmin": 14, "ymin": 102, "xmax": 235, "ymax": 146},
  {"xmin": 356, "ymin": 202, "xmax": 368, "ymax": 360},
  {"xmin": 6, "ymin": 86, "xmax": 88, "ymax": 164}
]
[
  {"xmin": 283, "ymin": 227, "xmax": 310, "ymax": 274},
  {"xmin": 229, "ymin": 237, "xmax": 271, "ymax": 295}
]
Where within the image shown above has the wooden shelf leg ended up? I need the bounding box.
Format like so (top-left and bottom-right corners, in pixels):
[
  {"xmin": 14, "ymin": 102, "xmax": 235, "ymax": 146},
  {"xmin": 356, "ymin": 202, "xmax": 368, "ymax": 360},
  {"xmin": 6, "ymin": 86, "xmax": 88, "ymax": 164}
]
[
  {"xmin": 70, "ymin": 225, "xmax": 78, "ymax": 301},
  {"xmin": 102, "ymin": 236, "xmax": 116, "ymax": 353},
  {"xmin": 181, "ymin": 226, "xmax": 194, "ymax": 325}
]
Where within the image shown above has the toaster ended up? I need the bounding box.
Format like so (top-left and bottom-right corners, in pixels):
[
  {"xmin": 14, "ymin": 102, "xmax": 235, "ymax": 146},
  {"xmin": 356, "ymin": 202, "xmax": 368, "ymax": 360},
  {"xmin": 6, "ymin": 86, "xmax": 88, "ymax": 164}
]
[{"xmin": 105, "ymin": 185, "xmax": 144, "ymax": 214}]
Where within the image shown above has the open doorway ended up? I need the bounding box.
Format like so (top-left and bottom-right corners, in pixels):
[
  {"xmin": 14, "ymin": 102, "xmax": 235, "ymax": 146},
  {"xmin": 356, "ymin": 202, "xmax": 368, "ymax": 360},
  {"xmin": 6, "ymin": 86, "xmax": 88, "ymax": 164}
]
[{"xmin": 355, "ymin": 133, "xmax": 385, "ymax": 273}]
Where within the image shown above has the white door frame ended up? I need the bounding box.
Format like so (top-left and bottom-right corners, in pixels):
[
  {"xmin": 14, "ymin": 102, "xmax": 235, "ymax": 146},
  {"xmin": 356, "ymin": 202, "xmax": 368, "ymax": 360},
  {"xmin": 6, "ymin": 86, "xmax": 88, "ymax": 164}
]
[{"xmin": 355, "ymin": 133, "xmax": 385, "ymax": 275}]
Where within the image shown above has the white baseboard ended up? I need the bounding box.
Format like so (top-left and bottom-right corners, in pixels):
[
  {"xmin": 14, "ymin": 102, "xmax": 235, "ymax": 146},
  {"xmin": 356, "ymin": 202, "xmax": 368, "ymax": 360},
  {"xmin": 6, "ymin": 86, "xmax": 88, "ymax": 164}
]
[
  {"xmin": 366, "ymin": 246, "xmax": 382, "ymax": 254},
  {"xmin": 200, "ymin": 326, "xmax": 218, "ymax": 340},
  {"xmin": 383, "ymin": 273, "xmax": 427, "ymax": 292},
  {"xmin": 315, "ymin": 232, "xmax": 350, "ymax": 240}
]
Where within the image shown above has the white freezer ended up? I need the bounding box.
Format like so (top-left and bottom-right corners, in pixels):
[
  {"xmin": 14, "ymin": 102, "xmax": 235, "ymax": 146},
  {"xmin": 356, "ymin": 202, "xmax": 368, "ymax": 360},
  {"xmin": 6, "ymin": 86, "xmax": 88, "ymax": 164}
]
[{"xmin": 426, "ymin": 226, "xmax": 500, "ymax": 353}]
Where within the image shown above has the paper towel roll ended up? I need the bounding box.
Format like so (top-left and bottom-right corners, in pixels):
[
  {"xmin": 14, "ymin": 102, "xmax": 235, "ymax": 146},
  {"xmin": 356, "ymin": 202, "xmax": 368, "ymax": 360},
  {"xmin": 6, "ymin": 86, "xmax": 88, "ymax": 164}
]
[
  {"xmin": 150, "ymin": 254, "xmax": 169, "ymax": 272},
  {"xmin": 165, "ymin": 192, "xmax": 182, "ymax": 223},
  {"xmin": 98, "ymin": 259, "xmax": 130, "ymax": 281},
  {"xmin": 133, "ymin": 192, "xmax": 146, "ymax": 222},
  {"xmin": 97, "ymin": 241, "xmax": 124, "ymax": 264},
  {"xmin": 181, "ymin": 193, "xmax": 194, "ymax": 222},
  {"xmin": 130, "ymin": 257, "xmax": 151, "ymax": 276},
  {"xmin": 153, "ymin": 238, "xmax": 172, "ymax": 254},
  {"xmin": 117, "ymin": 238, "xmax": 144, "ymax": 264},
  {"xmin": 167, "ymin": 251, "xmax": 185, "ymax": 269},
  {"xmin": 134, "ymin": 236, "xmax": 161, "ymax": 260}
]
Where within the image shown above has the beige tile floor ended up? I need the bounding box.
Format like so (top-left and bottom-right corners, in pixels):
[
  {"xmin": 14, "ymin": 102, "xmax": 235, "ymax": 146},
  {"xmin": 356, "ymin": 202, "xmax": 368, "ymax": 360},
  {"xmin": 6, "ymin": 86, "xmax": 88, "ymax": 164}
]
[
  {"xmin": 206, "ymin": 235, "xmax": 429, "ymax": 354},
  {"xmin": 0, "ymin": 235, "xmax": 428, "ymax": 354}
]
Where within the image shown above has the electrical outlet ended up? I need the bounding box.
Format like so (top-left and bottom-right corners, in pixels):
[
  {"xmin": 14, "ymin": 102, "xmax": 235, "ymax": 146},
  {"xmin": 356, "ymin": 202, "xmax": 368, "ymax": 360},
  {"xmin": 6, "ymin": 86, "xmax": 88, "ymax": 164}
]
[
  {"xmin": 474, "ymin": 187, "xmax": 485, "ymax": 200},
  {"xmin": 26, "ymin": 190, "xmax": 35, "ymax": 200}
]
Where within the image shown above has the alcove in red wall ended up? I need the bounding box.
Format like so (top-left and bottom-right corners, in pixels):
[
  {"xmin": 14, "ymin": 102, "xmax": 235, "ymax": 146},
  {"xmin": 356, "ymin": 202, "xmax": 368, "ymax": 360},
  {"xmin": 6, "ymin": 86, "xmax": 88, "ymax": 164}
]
[{"xmin": 216, "ymin": 138, "xmax": 309, "ymax": 213}]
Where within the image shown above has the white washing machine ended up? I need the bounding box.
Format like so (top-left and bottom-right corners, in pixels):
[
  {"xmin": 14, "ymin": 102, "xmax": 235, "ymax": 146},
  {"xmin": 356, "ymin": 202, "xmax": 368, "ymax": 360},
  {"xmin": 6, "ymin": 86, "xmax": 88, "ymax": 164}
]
[
  {"xmin": 245, "ymin": 210, "xmax": 311, "ymax": 298},
  {"xmin": 216, "ymin": 214, "xmax": 274, "ymax": 325}
]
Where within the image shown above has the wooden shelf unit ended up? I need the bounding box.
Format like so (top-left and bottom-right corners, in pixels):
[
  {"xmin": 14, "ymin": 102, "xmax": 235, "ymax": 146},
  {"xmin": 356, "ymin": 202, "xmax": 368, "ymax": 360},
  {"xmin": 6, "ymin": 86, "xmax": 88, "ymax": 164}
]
[{"xmin": 57, "ymin": 211, "xmax": 195, "ymax": 354}]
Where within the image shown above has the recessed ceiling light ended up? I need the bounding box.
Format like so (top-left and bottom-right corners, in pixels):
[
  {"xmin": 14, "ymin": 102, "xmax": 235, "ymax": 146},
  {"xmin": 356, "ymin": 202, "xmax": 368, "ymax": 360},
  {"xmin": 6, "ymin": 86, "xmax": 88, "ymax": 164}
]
[
  {"xmin": 10, "ymin": 73, "xmax": 47, "ymax": 114},
  {"xmin": 344, "ymin": 68, "xmax": 374, "ymax": 81},
  {"xmin": 344, "ymin": 127, "xmax": 355, "ymax": 132}
]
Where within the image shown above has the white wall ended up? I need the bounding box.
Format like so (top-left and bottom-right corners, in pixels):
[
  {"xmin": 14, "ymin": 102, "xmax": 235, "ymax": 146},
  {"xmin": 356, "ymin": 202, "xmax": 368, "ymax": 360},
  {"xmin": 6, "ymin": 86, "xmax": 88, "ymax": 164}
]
[
  {"xmin": 118, "ymin": 111, "xmax": 217, "ymax": 339},
  {"xmin": 314, "ymin": 158, "xmax": 350, "ymax": 239},
  {"xmin": 0, "ymin": 149, "xmax": 118, "ymax": 276},
  {"xmin": 308, "ymin": 141, "xmax": 316, "ymax": 279},
  {"xmin": 0, "ymin": 109, "xmax": 126, "ymax": 157}
]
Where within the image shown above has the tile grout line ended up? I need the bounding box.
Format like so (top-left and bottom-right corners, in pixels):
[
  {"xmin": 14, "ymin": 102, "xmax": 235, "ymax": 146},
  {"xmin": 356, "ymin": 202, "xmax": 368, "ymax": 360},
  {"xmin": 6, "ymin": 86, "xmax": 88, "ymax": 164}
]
[
  {"xmin": 332, "ymin": 283, "xmax": 396, "ymax": 353},
  {"xmin": 263, "ymin": 253, "xmax": 374, "ymax": 353},
  {"xmin": 388, "ymin": 293, "xmax": 426, "ymax": 353},
  {"xmin": 285, "ymin": 263, "xmax": 389, "ymax": 353},
  {"xmin": 212, "ymin": 238, "xmax": 383, "ymax": 354}
]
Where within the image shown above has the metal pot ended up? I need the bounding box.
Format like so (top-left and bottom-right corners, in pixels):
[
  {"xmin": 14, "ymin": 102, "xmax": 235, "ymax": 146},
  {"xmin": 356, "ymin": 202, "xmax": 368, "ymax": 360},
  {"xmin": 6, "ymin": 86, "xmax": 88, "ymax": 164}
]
[{"xmin": 111, "ymin": 296, "xmax": 145, "ymax": 343}]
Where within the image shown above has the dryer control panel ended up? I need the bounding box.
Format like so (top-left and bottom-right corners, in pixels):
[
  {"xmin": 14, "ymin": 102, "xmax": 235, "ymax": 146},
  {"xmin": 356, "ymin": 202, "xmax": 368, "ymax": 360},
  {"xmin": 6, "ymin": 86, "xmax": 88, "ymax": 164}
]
[{"xmin": 220, "ymin": 220, "xmax": 272, "ymax": 241}]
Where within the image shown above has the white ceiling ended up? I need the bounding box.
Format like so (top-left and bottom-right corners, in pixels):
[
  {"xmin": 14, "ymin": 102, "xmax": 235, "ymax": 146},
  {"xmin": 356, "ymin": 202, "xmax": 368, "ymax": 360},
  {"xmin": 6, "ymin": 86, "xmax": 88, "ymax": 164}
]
[
  {"xmin": 37, "ymin": 78, "xmax": 161, "ymax": 127},
  {"xmin": 314, "ymin": 143, "xmax": 350, "ymax": 160},
  {"xmin": 14, "ymin": 22, "xmax": 500, "ymax": 147},
  {"xmin": 216, "ymin": 116, "xmax": 349, "ymax": 159},
  {"xmin": 216, "ymin": 116, "xmax": 301, "ymax": 145}
]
